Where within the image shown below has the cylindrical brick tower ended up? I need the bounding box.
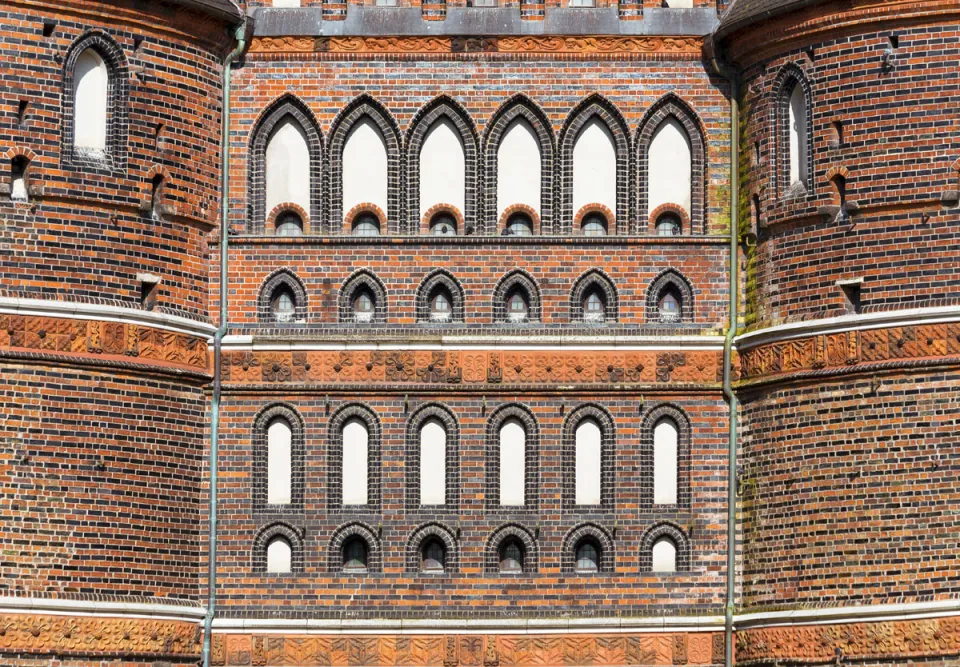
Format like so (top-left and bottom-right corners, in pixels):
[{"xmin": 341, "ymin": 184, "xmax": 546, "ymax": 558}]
[
  {"xmin": 717, "ymin": 0, "xmax": 960, "ymax": 663},
  {"xmin": 0, "ymin": 0, "xmax": 240, "ymax": 664}
]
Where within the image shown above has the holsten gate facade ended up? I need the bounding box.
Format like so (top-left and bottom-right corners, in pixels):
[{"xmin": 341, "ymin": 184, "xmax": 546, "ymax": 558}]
[{"xmin": 1, "ymin": 0, "xmax": 958, "ymax": 666}]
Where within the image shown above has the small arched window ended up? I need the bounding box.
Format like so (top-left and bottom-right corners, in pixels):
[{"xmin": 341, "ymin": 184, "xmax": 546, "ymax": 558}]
[
  {"xmin": 581, "ymin": 213, "xmax": 608, "ymax": 237},
  {"xmin": 352, "ymin": 289, "xmax": 376, "ymax": 323},
  {"xmin": 73, "ymin": 49, "xmax": 108, "ymax": 151},
  {"xmin": 343, "ymin": 537, "xmax": 369, "ymax": 573},
  {"xmin": 266, "ymin": 537, "xmax": 292, "ymax": 574},
  {"xmin": 583, "ymin": 290, "xmax": 606, "ymax": 323},
  {"xmin": 499, "ymin": 539, "xmax": 524, "ymax": 573},
  {"xmin": 499, "ymin": 418, "xmax": 526, "ymax": 506},
  {"xmin": 429, "ymin": 288, "xmax": 452, "ymax": 322},
  {"xmin": 421, "ymin": 539, "xmax": 446, "ymax": 573},
  {"xmin": 506, "ymin": 212, "xmax": 533, "ymax": 236},
  {"xmin": 10, "ymin": 157, "xmax": 28, "ymax": 202},
  {"xmin": 787, "ymin": 82, "xmax": 809, "ymax": 190},
  {"xmin": 658, "ymin": 289, "xmax": 681, "ymax": 323},
  {"xmin": 507, "ymin": 289, "xmax": 530, "ymax": 323},
  {"xmin": 430, "ymin": 212, "xmax": 457, "ymax": 236},
  {"xmin": 575, "ymin": 539, "xmax": 600, "ymax": 573},
  {"xmin": 275, "ymin": 211, "xmax": 304, "ymax": 236},
  {"xmin": 419, "ymin": 419, "xmax": 447, "ymax": 506},
  {"xmin": 352, "ymin": 214, "xmax": 381, "ymax": 237},
  {"xmin": 656, "ymin": 213, "xmax": 681, "ymax": 236},
  {"xmin": 653, "ymin": 419, "xmax": 678, "ymax": 505},
  {"xmin": 271, "ymin": 287, "xmax": 296, "ymax": 324},
  {"xmin": 651, "ymin": 536, "xmax": 678, "ymax": 573},
  {"xmin": 342, "ymin": 418, "xmax": 369, "ymax": 506},
  {"xmin": 575, "ymin": 419, "xmax": 602, "ymax": 505},
  {"xmin": 267, "ymin": 418, "xmax": 292, "ymax": 505}
]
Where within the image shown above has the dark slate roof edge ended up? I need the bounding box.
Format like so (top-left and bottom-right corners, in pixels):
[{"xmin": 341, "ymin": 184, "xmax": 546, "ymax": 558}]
[
  {"xmin": 715, "ymin": 0, "xmax": 829, "ymax": 42},
  {"xmin": 171, "ymin": 0, "xmax": 244, "ymax": 23}
]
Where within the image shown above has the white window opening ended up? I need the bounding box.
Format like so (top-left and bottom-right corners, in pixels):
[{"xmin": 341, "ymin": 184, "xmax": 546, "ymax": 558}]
[
  {"xmin": 73, "ymin": 49, "xmax": 108, "ymax": 151},
  {"xmin": 652, "ymin": 536, "xmax": 678, "ymax": 573},
  {"xmin": 420, "ymin": 118, "xmax": 465, "ymax": 222},
  {"xmin": 497, "ymin": 118, "xmax": 541, "ymax": 221},
  {"xmin": 788, "ymin": 84, "xmax": 809, "ymax": 188},
  {"xmin": 647, "ymin": 118, "xmax": 692, "ymax": 219},
  {"xmin": 583, "ymin": 290, "xmax": 605, "ymax": 323},
  {"xmin": 272, "ymin": 288, "xmax": 296, "ymax": 323},
  {"xmin": 342, "ymin": 418, "xmax": 369, "ymax": 505},
  {"xmin": 266, "ymin": 537, "xmax": 292, "ymax": 573},
  {"xmin": 575, "ymin": 419, "xmax": 602, "ymax": 505},
  {"xmin": 265, "ymin": 117, "xmax": 311, "ymax": 217},
  {"xmin": 343, "ymin": 118, "xmax": 388, "ymax": 222},
  {"xmin": 499, "ymin": 418, "xmax": 526, "ymax": 506},
  {"xmin": 653, "ymin": 419, "xmax": 678, "ymax": 505},
  {"xmin": 267, "ymin": 418, "xmax": 292, "ymax": 505},
  {"xmin": 419, "ymin": 419, "xmax": 447, "ymax": 505},
  {"xmin": 11, "ymin": 158, "xmax": 28, "ymax": 201},
  {"xmin": 658, "ymin": 290, "xmax": 681, "ymax": 323},
  {"xmin": 572, "ymin": 117, "xmax": 616, "ymax": 218}
]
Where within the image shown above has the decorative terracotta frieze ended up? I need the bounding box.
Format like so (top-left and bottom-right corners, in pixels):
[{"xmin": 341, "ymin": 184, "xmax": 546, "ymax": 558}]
[
  {"xmin": 0, "ymin": 314, "xmax": 209, "ymax": 372},
  {"xmin": 214, "ymin": 632, "xmax": 722, "ymax": 667},
  {"xmin": 248, "ymin": 35, "xmax": 703, "ymax": 58},
  {"xmin": 0, "ymin": 614, "xmax": 201, "ymax": 658},
  {"xmin": 737, "ymin": 322, "xmax": 960, "ymax": 384},
  {"xmin": 736, "ymin": 616, "xmax": 960, "ymax": 664},
  {"xmin": 221, "ymin": 349, "xmax": 723, "ymax": 387}
]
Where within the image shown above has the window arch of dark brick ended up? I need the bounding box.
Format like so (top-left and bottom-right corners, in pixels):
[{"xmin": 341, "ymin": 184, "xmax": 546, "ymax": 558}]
[
  {"xmin": 257, "ymin": 268, "xmax": 308, "ymax": 325},
  {"xmin": 406, "ymin": 522, "xmax": 458, "ymax": 574},
  {"xmin": 252, "ymin": 402, "xmax": 306, "ymax": 513},
  {"xmin": 484, "ymin": 403, "xmax": 540, "ymax": 511},
  {"xmin": 61, "ymin": 30, "xmax": 129, "ymax": 173},
  {"xmin": 562, "ymin": 403, "xmax": 616, "ymax": 511},
  {"xmin": 569, "ymin": 269, "xmax": 619, "ymax": 324},
  {"xmin": 636, "ymin": 94, "xmax": 707, "ymax": 235},
  {"xmin": 338, "ymin": 269, "xmax": 388, "ymax": 325},
  {"xmin": 558, "ymin": 94, "xmax": 630, "ymax": 235},
  {"xmin": 247, "ymin": 94, "xmax": 324, "ymax": 234},
  {"xmin": 404, "ymin": 403, "xmax": 461, "ymax": 512},
  {"xmin": 639, "ymin": 403, "xmax": 691, "ymax": 511},
  {"xmin": 415, "ymin": 269, "xmax": 465, "ymax": 324},
  {"xmin": 326, "ymin": 403, "xmax": 382, "ymax": 513},
  {"xmin": 638, "ymin": 521, "xmax": 690, "ymax": 573},
  {"xmin": 328, "ymin": 94, "xmax": 403, "ymax": 234},
  {"xmin": 645, "ymin": 268, "xmax": 695, "ymax": 325},
  {"xmin": 252, "ymin": 521, "xmax": 305, "ymax": 574},
  {"xmin": 406, "ymin": 95, "xmax": 479, "ymax": 236},
  {"xmin": 484, "ymin": 523, "xmax": 538, "ymax": 575},
  {"xmin": 772, "ymin": 64, "xmax": 815, "ymax": 200},
  {"xmin": 561, "ymin": 522, "xmax": 615, "ymax": 574},
  {"xmin": 328, "ymin": 521, "xmax": 382, "ymax": 574},
  {"xmin": 483, "ymin": 94, "xmax": 555, "ymax": 235},
  {"xmin": 492, "ymin": 269, "xmax": 542, "ymax": 324}
]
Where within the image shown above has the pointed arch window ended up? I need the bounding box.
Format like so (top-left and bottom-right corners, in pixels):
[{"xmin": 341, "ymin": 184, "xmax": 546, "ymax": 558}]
[
  {"xmin": 496, "ymin": 118, "xmax": 542, "ymax": 222},
  {"xmin": 572, "ymin": 118, "xmax": 617, "ymax": 220},
  {"xmin": 647, "ymin": 118, "xmax": 692, "ymax": 221},
  {"xmin": 265, "ymin": 117, "xmax": 311, "ymax": 217},
  {"xmin": 73, "ymin": 49, "xmax": 108, "ymax": 152},
  {"xmin": 788, "ymin": 83, "xmax": 810, "ymax": 190},
  {"xmin": 653, "ymin": 419, "xmax": 679, "ymax": 505},
  {"xmin": 343, "ymin": 118, "xmax": 389, "ymax": 230},
  {"xmin": 420, "ymin": 118, "xmax": 466, "ymax": 225},
  {"xmin": 583, "ymin": 290, "xmax": 606, "ymax": 323}
]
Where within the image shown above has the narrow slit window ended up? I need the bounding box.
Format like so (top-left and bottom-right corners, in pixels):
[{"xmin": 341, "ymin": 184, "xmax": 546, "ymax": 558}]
[
  {"xmin": 499, "ymin": 418, "xmax": 526, "ymax": 506},
  {"xmin": 653, "ymin": 419, "xmax": 678, "ymax": 505},
  {"xmin": 575, "ymin": 419, "xmax": 602, "ymax": 505},
  {"xmin": 267, "ymin": 418, "xmax": 293, "ymax": 505},
  {"xmin": 342, "ymin": 418, "xmax": 369, "ymax": 505},
  {"xmin": 419, "ymin": 419, "xmax": 447, "ymax": 506},
  {"xmin": 73, "ymin": 49, "xmax": 109, "ymax": 152}
]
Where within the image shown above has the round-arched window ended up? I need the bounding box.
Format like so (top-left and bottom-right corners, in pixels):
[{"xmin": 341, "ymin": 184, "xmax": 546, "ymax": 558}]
[
  {"xmin": 506, "ymin": 213, "xmax": 533, "ymax": 237},
  {"xmin": 430, "ymin": 213, "xmax": 457, "ymax": 236},
  {"xmin": 275, "ymin": 212, "xmax": 304, "ymax": 237},
  {"xmin": 656, "ymin": 214, "xmax": 681, "ymax": 237},
  {"xmin": 421, "ymin": 539, "xmax": 446, "ymax": 573},
  {"xmin": 343, "ymin": 537, "xmax": 369, "ymax": 573},
  {"xmin": 353, "ymin": 289, "xmax": 375, "ymax": 322},
  {"xmin": 574, "ymin": 539, "xmax": 600, "ymax": 573},
  {"xmin": 352, "ymin": 214, "xmax": 381, "ymax": 237},
  {"xmin": 581, "ymin": 213, "xmax": 608, "ymax": 237}
]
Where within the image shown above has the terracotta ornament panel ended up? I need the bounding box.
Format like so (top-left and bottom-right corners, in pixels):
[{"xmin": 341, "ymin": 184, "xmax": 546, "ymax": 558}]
[
  {"xmin": 737, "ymin": 322, "xmax": 960, "ymax": 384},
  {"xmin": 0, "ymin": 314, "xmax": 209, "ymax": 373},
  {"xmin": 221, "ymin": 349, "xmax": 723, "ymax": 387},
  {"xmin": 736, "ymin": 617, "xmax": 960, "ymax": 664},
  {"xmin": 213, "ymin": 633, "xmax": 723, "ymax": 667},
  {"xmin": 248, "ymin": 36, "xmax": 703, "ymax": 58},
  {"xmin": 0, "ymin": 613, "xmax": 201, "ymax": 658}
]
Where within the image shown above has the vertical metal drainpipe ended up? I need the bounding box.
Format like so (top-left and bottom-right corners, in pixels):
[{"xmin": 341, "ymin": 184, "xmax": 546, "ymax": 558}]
[
  {"xmin": 707, "ymin": 35, "xmax": 740, "ymax": 667},
  {"xmin": 203, "ymin": 20, "xmax": 247, "ymax": 667}
]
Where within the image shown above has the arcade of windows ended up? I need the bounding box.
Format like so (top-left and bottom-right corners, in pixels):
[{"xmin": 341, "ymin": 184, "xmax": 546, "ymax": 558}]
[{"xmin": 259, "ymin": 403, "xmax": 688, "ymax": 577}]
